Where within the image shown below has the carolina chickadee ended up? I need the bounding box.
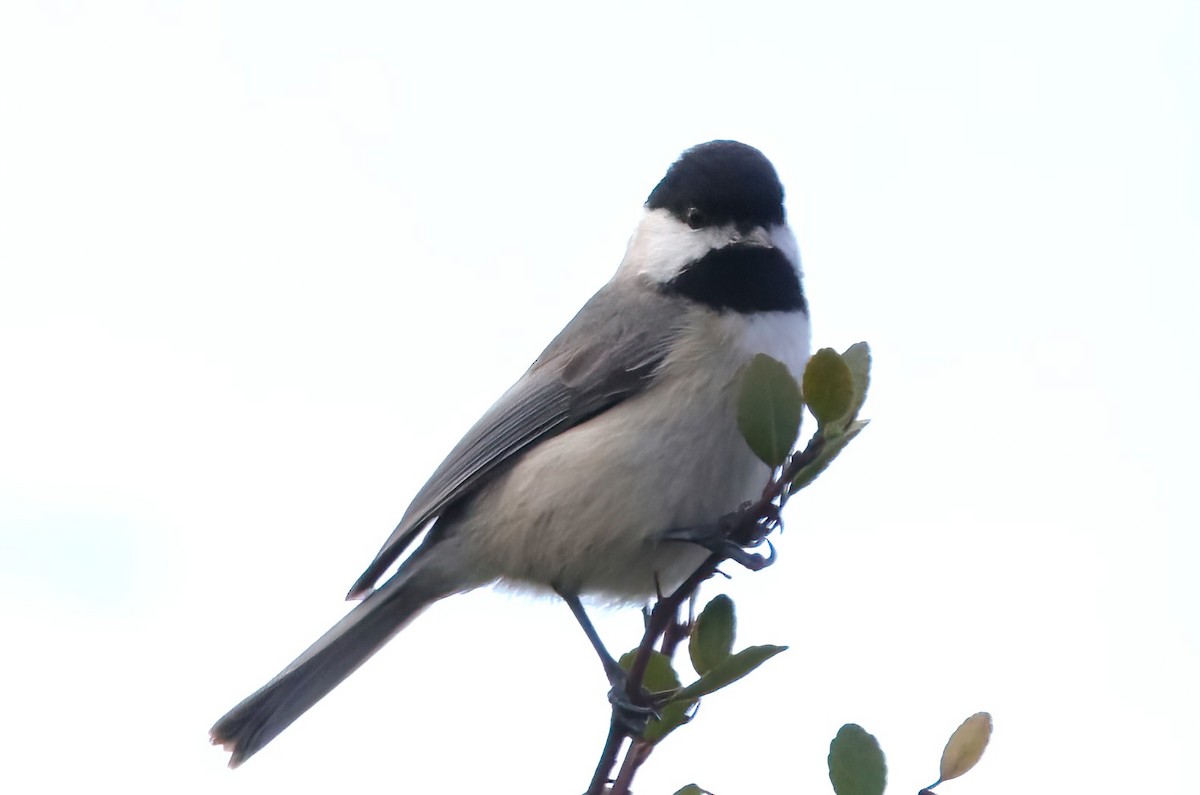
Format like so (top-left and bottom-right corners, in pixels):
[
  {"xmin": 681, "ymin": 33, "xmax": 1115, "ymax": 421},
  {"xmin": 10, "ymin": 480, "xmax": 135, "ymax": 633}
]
[{"xmin": 211, "ymin": 140, "xmax": 811, "ymax": 766}]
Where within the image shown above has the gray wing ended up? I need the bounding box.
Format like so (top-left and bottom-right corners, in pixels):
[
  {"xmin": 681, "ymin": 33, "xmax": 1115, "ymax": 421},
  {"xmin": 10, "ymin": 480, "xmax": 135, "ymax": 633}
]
[{"xmin": 346, "ymin": 279, "xmax": 684, "ymax": 598}]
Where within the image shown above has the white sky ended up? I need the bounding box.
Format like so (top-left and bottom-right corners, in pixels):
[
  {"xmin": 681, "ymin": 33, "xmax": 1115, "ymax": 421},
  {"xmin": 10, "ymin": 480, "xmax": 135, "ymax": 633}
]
[{"xmin": 1, "ymin": 1, "xmax": 1197, "ymax": 793}]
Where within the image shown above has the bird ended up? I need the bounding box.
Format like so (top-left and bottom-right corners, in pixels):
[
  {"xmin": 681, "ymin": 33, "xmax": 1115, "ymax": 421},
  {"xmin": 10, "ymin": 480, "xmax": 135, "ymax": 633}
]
[{"xmin": 210, "ymin": 139, "xmax": 811, "ymax": 767}]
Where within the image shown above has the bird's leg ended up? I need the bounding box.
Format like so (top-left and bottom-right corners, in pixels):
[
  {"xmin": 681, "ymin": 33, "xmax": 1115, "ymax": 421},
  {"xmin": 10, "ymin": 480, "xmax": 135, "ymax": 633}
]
[
  {"xmin": 660, "ymin": 506, "xmax": 780, "ymax": 571},
  {"xmin": 556, "ymin": 589, "xmax": 657, "ymax": 736}
]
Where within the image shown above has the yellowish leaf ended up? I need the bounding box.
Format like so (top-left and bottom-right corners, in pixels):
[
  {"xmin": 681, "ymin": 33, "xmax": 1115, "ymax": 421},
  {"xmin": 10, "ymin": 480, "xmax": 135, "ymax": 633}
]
[{"xmin": 939, "ymin": 712, "xmax": 992, "ymax": 782}]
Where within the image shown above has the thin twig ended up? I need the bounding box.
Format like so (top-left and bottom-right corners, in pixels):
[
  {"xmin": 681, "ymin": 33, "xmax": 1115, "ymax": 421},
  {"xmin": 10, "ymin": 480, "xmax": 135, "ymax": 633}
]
[
  {"xmin": 610, "ymin": 740, "xmax": 653, "ymax": 795},
  {"xmin": 659, "ymin": 603, "xmax": 691, "ymax": 657},
  {"xmin": 624, "ymin": 554, "xmax": 721, "ymax": 702},
  {"xmin": 585, "ymin": 721, "xmax": 626, "ymax": 795}
]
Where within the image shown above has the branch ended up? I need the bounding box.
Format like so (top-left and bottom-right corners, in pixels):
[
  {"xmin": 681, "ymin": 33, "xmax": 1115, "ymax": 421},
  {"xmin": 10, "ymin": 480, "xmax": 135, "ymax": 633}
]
[{"xmin": 593, "ymin": 432, "xmax": 829, "ymax": 795}]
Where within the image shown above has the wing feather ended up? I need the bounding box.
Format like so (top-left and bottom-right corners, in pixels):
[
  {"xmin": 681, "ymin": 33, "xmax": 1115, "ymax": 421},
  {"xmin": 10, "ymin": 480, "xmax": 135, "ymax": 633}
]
[{"xmin": 346, "ymin": 281, "xmax": 681, "ymax": 598}]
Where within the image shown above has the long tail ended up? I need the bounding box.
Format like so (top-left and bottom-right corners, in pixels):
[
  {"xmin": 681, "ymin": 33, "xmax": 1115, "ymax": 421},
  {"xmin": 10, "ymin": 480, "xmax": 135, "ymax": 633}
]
[{"xmin": 210, "ymin": 561, "xmax": 448, "ymax": 767}]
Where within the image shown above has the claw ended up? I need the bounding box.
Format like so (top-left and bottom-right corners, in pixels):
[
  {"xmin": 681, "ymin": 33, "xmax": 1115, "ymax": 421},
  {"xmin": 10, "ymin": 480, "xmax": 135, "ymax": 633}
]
[
  {"xmin": 603, "ymin": 661, "xmax": 661, "ymax": 736},
  {"xmin": 722, "ymin": 537, "xmax": 776, "ymax": 571},
  {"xmin": 661, "ymin": 522, "xmax": 779, "ymax": 571},
  {"xmin": 607, "ymin": 685, "xmax": 659, "ymax": 736},
  {"xmin": 761, "ymin": 503, "xmax": 783, "ymax": 531}
]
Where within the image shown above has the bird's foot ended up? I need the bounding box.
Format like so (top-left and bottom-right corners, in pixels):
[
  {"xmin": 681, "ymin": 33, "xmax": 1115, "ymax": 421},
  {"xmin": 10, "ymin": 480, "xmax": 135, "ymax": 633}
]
[
  {"xmin": 605, "ymin": 670, "xmax": 659, "ymax": 737},
  {"xmin": 661, "ymin": 513, "xmax": 778, "ymax": 571}
]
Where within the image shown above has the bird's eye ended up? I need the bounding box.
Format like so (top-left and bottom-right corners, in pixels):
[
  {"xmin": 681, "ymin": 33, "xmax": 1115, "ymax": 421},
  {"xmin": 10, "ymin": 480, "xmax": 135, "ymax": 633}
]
[{"xmin": 685, "ymin": 207, "xmax": 707, "ymax": 229}]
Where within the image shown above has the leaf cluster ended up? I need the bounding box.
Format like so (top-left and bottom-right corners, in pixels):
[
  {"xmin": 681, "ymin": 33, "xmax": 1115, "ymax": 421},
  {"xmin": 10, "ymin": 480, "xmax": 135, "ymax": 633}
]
[
  {"xmin": 736, "ymin": 342, "xmax": 871, "ymax": 493},
  {"xmin": 591, "ymin": 344, "xmax": 876, "ymax": 794},
  {"xmin": 594, "ymin": 343, "xmax": 995, "ymax": 795}
]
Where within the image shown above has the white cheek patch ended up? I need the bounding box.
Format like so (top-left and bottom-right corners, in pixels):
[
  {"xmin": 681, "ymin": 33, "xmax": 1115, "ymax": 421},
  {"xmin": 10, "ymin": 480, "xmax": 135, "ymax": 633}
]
[
  {"xmin": 617, "ymin": 209, "xmax": 804, "ymax": 286},
  {"xmin": 618, "ymin": 209, "xmax": 738, "ymax": 283}
]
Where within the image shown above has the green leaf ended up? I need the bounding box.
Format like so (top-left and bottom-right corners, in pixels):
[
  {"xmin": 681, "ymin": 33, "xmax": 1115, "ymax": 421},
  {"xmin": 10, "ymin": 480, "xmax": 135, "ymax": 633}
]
[
  {"xmin": 642, "ymin": 697, "xmax": 697, "ymax": 744},
  {"xmin": 838, "ymin": 341, "xmax": 871, "ymax": 427},
  {"xmin": 670, "ymin": 644, "xmax": 787, "ymax": 702},
  {"xmin": 617, "ymin": 648, "xmax": 681, "ymax": 694},
  {"xmin": 672, "ymin": 785, "xmax": 711, "ymax": 795},
  {"xmin": 828, "ymin": 724, "xmax": 887, "ymax": 795},
  {"xmin": 791, "ymin": 419, "xmax": 869, "ymax": 492},
  {"xmin": 689, "ymin": 594, "xmax": 736, "ymax": 676},
  {"xmin": 938, "ymin": 712, "xmax": 992, "ymax": 783},
  {"xmin": 802, "ymin": 348, "xmax": 855, "ymax": 428},
  {"xmin": 737, "ymin": 353, "xmax": 803, "ymax": 467}
]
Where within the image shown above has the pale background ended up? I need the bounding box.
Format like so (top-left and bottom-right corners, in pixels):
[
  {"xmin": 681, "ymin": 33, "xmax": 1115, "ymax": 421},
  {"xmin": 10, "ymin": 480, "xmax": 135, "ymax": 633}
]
[{"xmin": 1, "ymin": 2, "xmax": 1197, "ymax": 793}]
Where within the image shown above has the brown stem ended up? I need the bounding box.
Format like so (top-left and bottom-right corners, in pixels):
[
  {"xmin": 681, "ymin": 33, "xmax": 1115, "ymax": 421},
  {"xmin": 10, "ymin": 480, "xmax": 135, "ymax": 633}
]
[
  {"xmin": 609, "ymin": 740, "xmax": 653, "ymax": 795},
  {"xmin": 585, "ymin": 721, "xmax": 627, "ymax": 795},
  {"xmin": 659, "ymin": 602, "xmax": 691, "ymax": 657},
  {"xmin": 624, "ymin": 554, "xmax": 721, "ymax": 701}
]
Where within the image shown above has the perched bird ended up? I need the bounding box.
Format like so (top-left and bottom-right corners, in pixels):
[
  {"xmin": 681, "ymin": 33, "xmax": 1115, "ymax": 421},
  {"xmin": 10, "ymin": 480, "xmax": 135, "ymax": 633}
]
[{"xmin": 211, "ymin": 140, "xmax": 810, "ymax": 766}]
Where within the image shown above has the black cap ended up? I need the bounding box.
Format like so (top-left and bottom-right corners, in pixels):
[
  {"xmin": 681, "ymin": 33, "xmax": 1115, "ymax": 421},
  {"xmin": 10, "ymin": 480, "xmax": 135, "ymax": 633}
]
[{"xmin": 646, "ymin": 141, "xmax": 785, "ymax": 231}]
